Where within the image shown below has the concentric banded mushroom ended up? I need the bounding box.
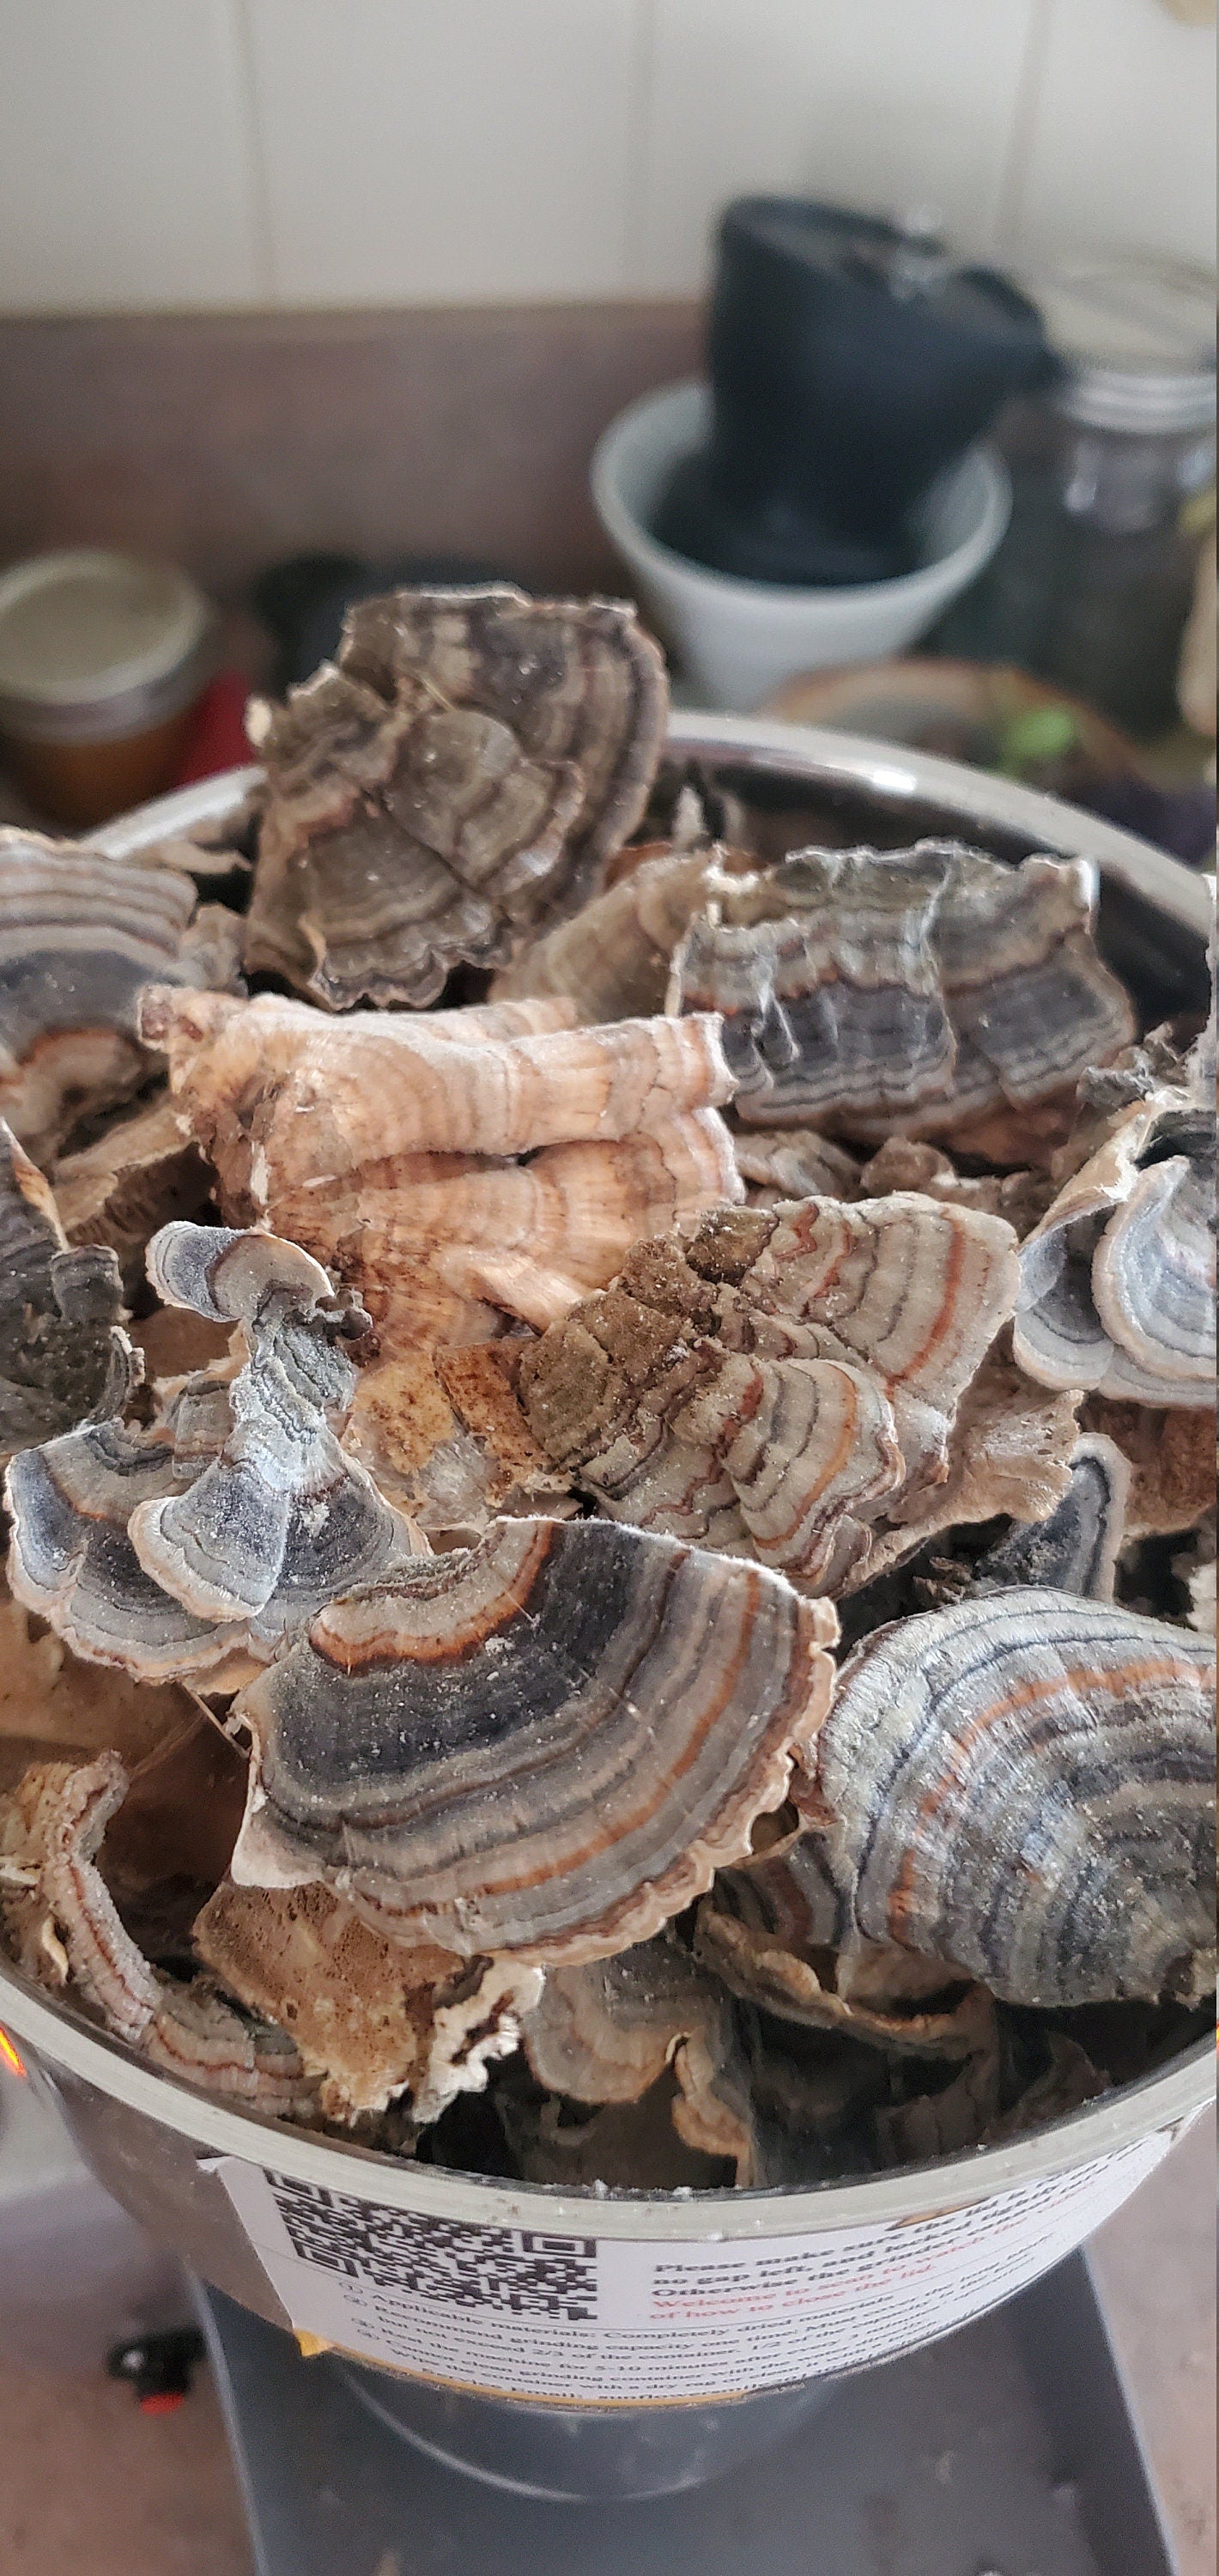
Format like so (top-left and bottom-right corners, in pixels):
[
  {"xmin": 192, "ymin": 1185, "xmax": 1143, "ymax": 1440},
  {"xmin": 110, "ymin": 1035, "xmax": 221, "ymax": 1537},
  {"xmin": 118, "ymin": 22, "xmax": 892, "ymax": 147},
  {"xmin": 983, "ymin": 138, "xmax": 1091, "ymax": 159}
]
[
  {"xmin": 519, "ymin": 1938, "xmax": 726, "ymax": 2104},
  {"xmin": 796, "ymin": 1589, "xmax": 1216, "ymax": 2008},
  {"xmin": 694, "ymin": 1858, "xmax": 997, "ymax": 2059},
  {"xmin": 0, "ymin": 1123, "xmax": 138, "ymax": 1465},
  {"xmin": 245, "ymin": 586, "xmax": 668, "ymax": 1008},
  {"xmin": 143, "ymin": 986, "xmax": 739, "ymax": 1492},
  {"xmin": 519, "ymin": 1194, "xmax": 1020, "ymax": 1595},
  {"xmin": 1015, "ymin": 1096, "xmax": 1217, "ymax": 1406},
  {"xmin": 670, "ymin": 842, "xmax": 1134, "ymax": 1157},
  {"xmin": 229, "ymin": 1515, "xmax": 838, "ymax": 1965},
  {"xmin": 0, "ymin": 829, "xmax": 242, "ymax": 1158},
  {"xmin": 5, "ymin": 1223, "xmax": 418, "ymax": 1681}
]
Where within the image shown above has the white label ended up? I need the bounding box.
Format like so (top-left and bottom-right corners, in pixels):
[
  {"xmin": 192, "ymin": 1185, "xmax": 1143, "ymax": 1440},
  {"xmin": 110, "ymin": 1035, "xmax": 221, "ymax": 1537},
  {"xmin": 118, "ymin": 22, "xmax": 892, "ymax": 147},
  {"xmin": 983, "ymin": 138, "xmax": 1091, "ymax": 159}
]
[{"xmin": 218, "ymin": 2128, "xmax": 1171, "ymax": 2402}]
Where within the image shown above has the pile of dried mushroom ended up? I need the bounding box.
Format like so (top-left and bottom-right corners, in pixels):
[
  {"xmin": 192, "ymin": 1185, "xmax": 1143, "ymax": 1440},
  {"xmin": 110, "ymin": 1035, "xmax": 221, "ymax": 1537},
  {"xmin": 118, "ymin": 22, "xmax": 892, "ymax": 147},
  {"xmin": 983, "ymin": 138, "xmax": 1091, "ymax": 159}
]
[{"xmin": 0, "ymin": 585, "xmax": 1213, "ymax": 2194}]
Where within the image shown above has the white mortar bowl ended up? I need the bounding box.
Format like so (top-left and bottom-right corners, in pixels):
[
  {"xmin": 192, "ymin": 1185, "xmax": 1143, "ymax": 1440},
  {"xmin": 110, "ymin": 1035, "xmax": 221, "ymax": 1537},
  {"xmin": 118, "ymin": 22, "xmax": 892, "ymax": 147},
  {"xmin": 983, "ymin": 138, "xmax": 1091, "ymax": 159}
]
[{"xmin": 591, "ymin": 379, "xmax": 1011, "ymax": 710}]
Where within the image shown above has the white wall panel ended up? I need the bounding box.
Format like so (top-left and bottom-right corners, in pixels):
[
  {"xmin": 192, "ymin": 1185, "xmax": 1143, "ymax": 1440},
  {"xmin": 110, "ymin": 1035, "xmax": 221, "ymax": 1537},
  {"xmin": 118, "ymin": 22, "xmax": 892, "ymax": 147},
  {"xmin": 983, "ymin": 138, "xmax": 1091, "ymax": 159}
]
[
  {"xmin": 246, "ymin": 0, "xmax": 644, "ymax": 304},
  {"xmin": 1010, "ymin": 0, "xmax": 1216, "ymax": 269},
  {"xmin": 634, "ymin": 0, "xmax": 1041, "ymax": 294},
  {"xmin": 0, "ymin": 0, "xmax": 264, "ymax": 313}
]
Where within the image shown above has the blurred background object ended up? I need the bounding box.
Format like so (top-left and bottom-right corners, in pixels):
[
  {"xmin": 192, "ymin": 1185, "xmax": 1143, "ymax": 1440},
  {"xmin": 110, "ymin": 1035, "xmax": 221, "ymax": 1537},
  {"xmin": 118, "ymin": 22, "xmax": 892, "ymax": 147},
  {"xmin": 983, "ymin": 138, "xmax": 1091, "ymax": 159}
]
[
  {"xmin": 937, "ymin": 256, "xmax": 1216, "ymax": 733},
  {"xmin": 0, "ymin": 0, "xmax": 1213, "ymax": 817},
  {"xmin": 0, "ymin": 551, "xmax": 215, "ymax": 827},
  {"xmin": 591, "ymin": 382, "xmax": 1011, "ymax": 707},
  {"xmin": 651, "ymin": 200, "xmax": 1057, "ymax": 585}
]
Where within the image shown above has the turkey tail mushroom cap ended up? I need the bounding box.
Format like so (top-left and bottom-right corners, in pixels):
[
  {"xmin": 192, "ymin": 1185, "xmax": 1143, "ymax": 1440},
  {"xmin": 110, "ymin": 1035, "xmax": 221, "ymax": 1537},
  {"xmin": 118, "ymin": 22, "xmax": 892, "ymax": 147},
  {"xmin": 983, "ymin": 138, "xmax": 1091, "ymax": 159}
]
[
  {"xmin": 245, "ymin": 587, "xmax": 669, "ymax": 1009},
  {"xmin": 0, "ymin": 829, "xmax": 242, "ymax": 1159},
  {"xmin": 5, "ymin": 1223, "xmax": 417, "ymax": 1681},
  {"xmin": 1014, "ymin": 1097, "xmax": 1216, "ymax": 1407},
  {"xmin": 670, "ymin": 842, "xmax": 1134, "ymax": 1155},
  {"xmin": 229, "ymin": 1515, "xmax": 838, "ymax": 1966},
  {"xmin": 796, "ymin": 1589, "xmax": 1216, "ymax": 2010}
]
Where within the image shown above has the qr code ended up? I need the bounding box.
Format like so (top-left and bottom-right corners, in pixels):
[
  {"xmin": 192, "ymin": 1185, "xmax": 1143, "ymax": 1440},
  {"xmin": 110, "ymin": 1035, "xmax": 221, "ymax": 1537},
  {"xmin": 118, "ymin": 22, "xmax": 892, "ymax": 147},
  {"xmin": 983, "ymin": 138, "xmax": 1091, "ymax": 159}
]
[{"xmin": 267, "ymin": 2174, "xmax": 598, "ymax": 2320}]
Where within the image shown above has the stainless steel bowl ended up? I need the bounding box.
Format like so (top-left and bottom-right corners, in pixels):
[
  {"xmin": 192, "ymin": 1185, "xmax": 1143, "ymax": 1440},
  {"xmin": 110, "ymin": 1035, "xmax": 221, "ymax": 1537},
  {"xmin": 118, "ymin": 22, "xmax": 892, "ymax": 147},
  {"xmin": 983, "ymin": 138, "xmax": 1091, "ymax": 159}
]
[{"xmin": 3, "ymin": 719, "xmax": 1211, "ymax": 2494}]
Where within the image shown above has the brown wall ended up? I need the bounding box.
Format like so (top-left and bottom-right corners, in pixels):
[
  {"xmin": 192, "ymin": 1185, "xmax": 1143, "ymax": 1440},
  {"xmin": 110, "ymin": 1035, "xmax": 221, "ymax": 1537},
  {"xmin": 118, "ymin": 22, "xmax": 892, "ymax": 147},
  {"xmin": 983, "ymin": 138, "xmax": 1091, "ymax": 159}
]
[{"xmin": 0, "ymin": 305, "xmax": 701, "ymax": 603}]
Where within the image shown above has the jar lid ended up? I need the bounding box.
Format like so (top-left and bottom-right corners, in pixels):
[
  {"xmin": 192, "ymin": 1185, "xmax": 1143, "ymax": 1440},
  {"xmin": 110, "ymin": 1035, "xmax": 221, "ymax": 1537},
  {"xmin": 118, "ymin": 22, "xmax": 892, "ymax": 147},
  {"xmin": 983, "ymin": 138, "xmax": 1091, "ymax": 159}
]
[
  {"xmin": 0, "ymin": 550, "xmax": 212, "ymax": 726},
  {"xmin": 1033, "ymin": 256, "xmax": 1216, "ymax": 432}
]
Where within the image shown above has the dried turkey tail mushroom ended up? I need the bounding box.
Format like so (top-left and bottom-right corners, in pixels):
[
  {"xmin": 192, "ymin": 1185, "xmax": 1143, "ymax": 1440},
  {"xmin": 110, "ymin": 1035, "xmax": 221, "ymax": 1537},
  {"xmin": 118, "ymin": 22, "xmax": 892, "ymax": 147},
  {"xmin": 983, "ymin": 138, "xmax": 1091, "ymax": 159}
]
[
  {"xmin": 245, "ymin": 587, "xmax": 667, "ymax": 1008},
  {"xmin": 519, "ymin": 1193, "xmax": 1020, "ymax": 1595},
  {"xmin": 670, "ymin": 841, "xmax": 1134, "ymax": 1157},
  {"xmin": 964, "ymin": 1433, "xmax": 1130, "ymax": 1602},
  {"xmin": 490, "ymin": 841, "xmax": 761, "ymax": 1024},
  {"xmin": 193, "ymin": 1880, "xmax": 539, "ymax": 2125},
  {"xmin": 519, "ymin": 1938, "xmax": 727, "ymax": 2105},
  {"xmin": 1014, "ymin": 1092, "xmax": 1216, "ymax": 1406},
  {"xmin": 228, "ymin": 1514, "xmax": 839, "ymax": 1965},
  {"xmin": 694, "ymin": 1858, "xmax": 998, "ymax": 2061},
  {"xmin": 5, "ymin": 1223, "xmax": 418, "ymax": 1681},
  {"xmin": 796, "ymin": 1589, "xmax": 1216, "ymax": 2010},
  {"xmin": 0, "ymin": 829, "xmax": 243, "ymax": 1159},
  {"xmin": 0, "ymin": 1123, "xmax": 139, "ymax": 1464},
  {"xmin": 0, "ymin": 1754, "xmax": 317, "ymax": 2117},
  {"xmin": 52, "ymin": 1097, "xmax": 213, "ymax": 1295},
  {"xmin": 142, "ymin": 985, "xmax": 733, "ymax": 1216}
]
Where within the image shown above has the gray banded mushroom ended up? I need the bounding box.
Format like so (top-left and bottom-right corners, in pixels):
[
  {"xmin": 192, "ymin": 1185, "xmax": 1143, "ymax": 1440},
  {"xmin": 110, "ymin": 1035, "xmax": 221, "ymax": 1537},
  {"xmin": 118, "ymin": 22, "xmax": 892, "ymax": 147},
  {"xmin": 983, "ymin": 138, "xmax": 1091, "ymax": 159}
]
[
  {"xmin": 228, "ymin": 1515, "xmax": 838, "ymax": 1965},
  {"xmin": 0, "ymin": 829, "xmax": 242, "ymax": 1159},
  {"xmin": 670, "ymin": 841, "xmax": 1133, "ymax": 1157},
  {"xmin": 5, "ymin": 1223, "xmax": 418, "ymax": 1682},
  {"xmin": 519, "ymin": 1194, "xmax": 1021, "ymax": 1596},
  {"xmin": 0, "ymin": 1123, "xmax": 138, "ymax": 1465},
  {"xmin": 245, "ymin": 586, "xmax": 668, "ymax": 1009},
  {"xmin": 1015, "ymin": 1095, "xmax": 1217, "ymax": 1407},
  {"xmin": 795, "ymin": 1589, "xmax": 1216, "ymax": 2009}
]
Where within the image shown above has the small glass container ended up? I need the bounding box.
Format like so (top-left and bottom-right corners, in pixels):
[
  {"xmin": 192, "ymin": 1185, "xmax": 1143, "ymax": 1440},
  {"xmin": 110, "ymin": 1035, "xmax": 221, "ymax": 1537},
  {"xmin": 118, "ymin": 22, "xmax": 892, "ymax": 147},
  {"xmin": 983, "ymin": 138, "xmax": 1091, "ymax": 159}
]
[
  {"xmin": 941, "ymin": 258, "xmax": 1216, "ymax": 734},
  {"xmin": 0, "ymin": 550, "xmax": 215, "ymax": 828}
]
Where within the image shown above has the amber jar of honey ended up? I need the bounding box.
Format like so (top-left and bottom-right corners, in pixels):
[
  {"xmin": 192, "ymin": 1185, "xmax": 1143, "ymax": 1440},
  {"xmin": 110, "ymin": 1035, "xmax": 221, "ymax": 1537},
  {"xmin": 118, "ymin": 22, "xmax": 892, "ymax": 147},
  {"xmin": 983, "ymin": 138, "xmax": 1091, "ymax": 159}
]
[{"xmin": 0, "ymin": 550, "xmax": 215, "ymax": 828}]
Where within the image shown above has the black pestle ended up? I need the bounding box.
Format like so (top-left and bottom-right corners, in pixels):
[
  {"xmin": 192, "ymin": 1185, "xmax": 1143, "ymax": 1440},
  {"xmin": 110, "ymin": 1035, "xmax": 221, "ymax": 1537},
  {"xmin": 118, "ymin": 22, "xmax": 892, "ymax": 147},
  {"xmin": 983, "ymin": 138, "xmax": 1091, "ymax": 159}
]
[{"xmin": 654, "ymin": 198, "xmax": 1059, "ymax": 588}]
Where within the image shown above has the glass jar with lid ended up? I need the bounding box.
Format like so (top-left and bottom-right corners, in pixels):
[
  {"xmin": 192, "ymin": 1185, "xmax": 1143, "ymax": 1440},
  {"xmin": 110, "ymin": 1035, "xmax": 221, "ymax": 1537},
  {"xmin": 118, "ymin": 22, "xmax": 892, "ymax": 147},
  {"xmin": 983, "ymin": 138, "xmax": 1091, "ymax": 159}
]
[
  {"xmin": 937, "ymin": 257, "xmax": 1216, "ymax": 735},
  {"xmin": 0, "ymin": 549, "xmax": 215, "ymax": 828}
]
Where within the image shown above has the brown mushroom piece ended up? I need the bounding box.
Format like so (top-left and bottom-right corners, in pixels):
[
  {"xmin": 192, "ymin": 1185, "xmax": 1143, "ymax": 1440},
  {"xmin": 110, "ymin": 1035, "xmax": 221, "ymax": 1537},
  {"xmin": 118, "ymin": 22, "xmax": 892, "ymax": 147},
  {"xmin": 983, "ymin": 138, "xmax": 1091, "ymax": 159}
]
[
  {"xmin": 858, "ymin": 1340, "xmax": 1082, "ymax": 1589},
  {"xmin": 0, "ymin": 1753, "xmax": 317, "ymax": 2117},
  {"xmin": 670, "ymin": 842, "xmax": 1134, "ymax": 1157},
  {"xmin": 0, "ymin": 1583, "xmax": 207, "ymax": 1797},
  {"xmin": 343, "ymin": 1344, "xmax": 574, "ymax": 1534},
  {"xmin": 5, "ymin": 1223, "xmax": 418, "ymax": 1682},
  {"xmin": 0, "ymin": 829, "xmax": 242, "ymax": 1158},
  {"xmin": 245, "ymin": 586, "xmax": 668, "ymax": 1009},
  {"xmin": 795, "ymin": 1589, "xmax": 1216, "ymax": 2008},
  {"xmin": 732, "ymin": 1128, "xmax": 862, "ymax": 1206},
  {"xmin": 1015, "ymin": 1095, "xmax": 1216, "ymax": 1406},
  {"xmin": 1082, "ymin": 1397, "xmax": 1216, "ymax": 1538},
  {"xmin": 52, "ymin": 1097, "xmax": 213, "ymax": 1295},
  {"xmin": 0, "ymin": 1123, "xmax": 138, "ymax": 1463},
  {"xmin": 519, "ymin": 1938, "xmax": 727, "ymax": 2104},
  {"xmin": 229, "ymin": 1515, "xmax": 838, "ymax": 1965},
  {"xmin": 194, "ymin": 1880, "xmax": 540, "ymax": 2125},
  {"xmin": 519, "ymin": 1194, "xmax": 1020, "ymax": 1596},
  {"xmin": 491, "ymin": 844, "xmax": 719, "ymax": 1023},
  {"xmin": 694, "ymin": 1856, "xmax": 998, "ymax": 2060}
]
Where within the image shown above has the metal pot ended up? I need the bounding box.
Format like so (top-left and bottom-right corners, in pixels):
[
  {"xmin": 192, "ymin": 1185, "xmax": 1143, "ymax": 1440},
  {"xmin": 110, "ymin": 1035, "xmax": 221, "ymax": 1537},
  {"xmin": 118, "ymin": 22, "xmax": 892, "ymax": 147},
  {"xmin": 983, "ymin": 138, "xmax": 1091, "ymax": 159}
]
[{"xmin": 3, "ymin": 719, "xmax": 1211, "ymax": 2500}]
